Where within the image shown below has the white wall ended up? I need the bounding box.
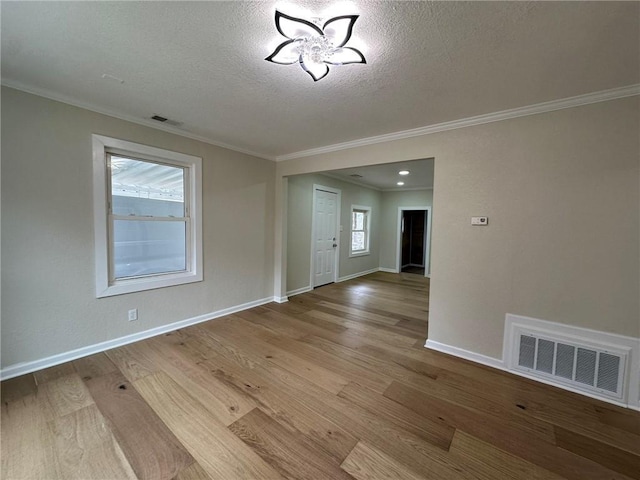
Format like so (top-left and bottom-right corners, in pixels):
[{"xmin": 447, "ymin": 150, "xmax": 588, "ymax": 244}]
[
  {"xmin": 275, "ymin": 97, "xmax": 640, "ymax": 360},
  {"xmin": 1, "ymin": 87, "xmax": 276, "ymax": 369},
  {"xmin": 286, "ymin": 174, "xmax": 382, "ymax": 293},
  {"xmin": 379, "ymin": 190, "xmax": 434, "ymax": 271}
]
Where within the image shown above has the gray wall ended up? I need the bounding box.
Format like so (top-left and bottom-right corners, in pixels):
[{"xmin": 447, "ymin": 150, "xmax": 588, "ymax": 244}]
[
  {"xmin": 379, "ymin": 190, "xmax": 434, "ymax": 271},
  {"xmin": 4, "ymin": 86, "xmax": 639, "ymax": 374},
  {"xmin": 287, "ymin": 183, "xmax": 434, "ymax": 290},
  {"xmin": 286, "ymin": 174, "xmax": 382, "ymax": 293},
  {"xmin": 1, "ymin": 87, "xmax": 276, "ymax": 368},
  {"xmin": 276, "ymin": 97, "xmax": 640, "ymax": 360}
]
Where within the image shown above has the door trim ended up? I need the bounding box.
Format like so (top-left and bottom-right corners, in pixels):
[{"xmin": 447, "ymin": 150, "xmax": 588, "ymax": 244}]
[
  {"xmin": 396, "ymin": 206, "xmax": 432, "ymax": 277},
  {"xmin": 311, "ymin": 184, "xmax": 341, "ymax": 288}
]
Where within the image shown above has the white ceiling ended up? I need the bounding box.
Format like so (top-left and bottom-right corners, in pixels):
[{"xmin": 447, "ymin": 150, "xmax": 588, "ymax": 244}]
[
  {"xmin": 325, "ymin": 158, "xmax": 434, "ymax": 191},
  {"xmin": 2, "ymin": 1, "xmax": 638, "ymax": 160}
]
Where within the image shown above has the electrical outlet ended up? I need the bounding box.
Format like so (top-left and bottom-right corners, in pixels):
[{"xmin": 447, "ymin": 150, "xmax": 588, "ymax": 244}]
[
  {"xmin": 128, "ymin": 309, "xmax": 138, "ymax": 321},
  {"xmin": 471, "ymin": 216, "xmax": 489, "ymax": 226}
]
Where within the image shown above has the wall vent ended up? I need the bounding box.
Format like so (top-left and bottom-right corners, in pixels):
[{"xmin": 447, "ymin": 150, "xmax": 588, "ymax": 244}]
[
  {"xmin": 515, "ymin": 331, "xmax": 625, "ymax": 398},
  {"xmin": 504, "ymin": 315, "xmax": 637, "ymax": 406},
  {"xmin": 150, "ymin": 115, "xmax": 183, "ymax": 127}
]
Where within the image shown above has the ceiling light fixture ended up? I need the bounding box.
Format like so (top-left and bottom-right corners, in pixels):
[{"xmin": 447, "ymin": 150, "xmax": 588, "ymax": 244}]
[
  {"xmin": 398, "ymin": 170, "xmax": 410, "ymax": 176},
  {"xmin": 265, "ymin": 10, "xmax": 366, "ymax": 81},
  {"xmin": 397, "ymin": 181, "xmax": 405, "ymax": 186}
]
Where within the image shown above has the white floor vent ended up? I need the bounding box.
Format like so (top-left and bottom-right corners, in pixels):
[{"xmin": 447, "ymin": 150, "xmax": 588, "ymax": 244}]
[
  {"xmin": 516, "ymin": 332, "xmax": 624, "ymax": 398},
  {"xmin": 505, "ymin": 315, "xmax": 637, "ymax": 406}
]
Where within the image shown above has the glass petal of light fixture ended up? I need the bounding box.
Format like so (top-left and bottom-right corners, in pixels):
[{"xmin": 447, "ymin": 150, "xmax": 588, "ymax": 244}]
[
  {"xmin": 300, "ymin": 54, "xmax": 330, "ymax": 81},
  {"xmin": 322, "ymin": 15, "xmax": 358, "ymax": 47},
  {"xmin": 265, "ymin": 39, "xmax": 301, "ymax": 64},
  {"xmin": 325, "ymin": 47, "xmax": 366, "ymax": 65},
  {"xmin": 275, "ymin": 11, "xmax": 323, "ymax": 39},
  {"xmin": 265, "ymin": 9, "xmax": 366, "ymax": 82}
]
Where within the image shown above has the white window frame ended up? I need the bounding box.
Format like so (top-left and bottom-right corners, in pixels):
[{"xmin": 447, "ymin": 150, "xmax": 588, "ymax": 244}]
[
  {"xmin": 350, "ymin": 205, "xmax": 371, "ymax": 257},
  {"xmin": 93, "ymin": 135, "xmax": 203, "ymax": 298}
]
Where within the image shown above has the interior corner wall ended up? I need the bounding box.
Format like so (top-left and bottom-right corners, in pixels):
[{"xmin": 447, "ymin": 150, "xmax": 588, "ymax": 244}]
[
  {"xmin": 276, "ymin": 96, "xmax": 640, "ymax": 360},
  {"xmin": 286, "ymin": 174, "xmax": 382, "ymax": 293},
  {"xmin": 1, "ymin": 86, "xmax": 276, "ymax": 369},
  {"xmin": 379, "ymin": 190, "xmax": 434, "ymax": 271}
]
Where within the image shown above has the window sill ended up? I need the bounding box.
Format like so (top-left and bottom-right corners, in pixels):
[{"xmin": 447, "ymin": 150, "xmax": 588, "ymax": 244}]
[
  {"xmin": 96, "ymin": 271, "xmax": 203, "ymax": 298},
  {"xmin": 349, "ymin": 251, "xmax": 370, "ymax": 258}
]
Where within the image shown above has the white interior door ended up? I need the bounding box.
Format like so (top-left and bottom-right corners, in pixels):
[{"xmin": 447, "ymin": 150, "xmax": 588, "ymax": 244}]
[{"xmin": 313, "ymin": 188, "xmax": 339, "ymax": 287}]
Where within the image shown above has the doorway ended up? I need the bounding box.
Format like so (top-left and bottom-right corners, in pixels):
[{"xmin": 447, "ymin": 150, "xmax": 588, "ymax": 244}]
[
  {"xmin": 311, "ymin": 185, "xmax": 341, "ymax": 288},
  {"xmin": 396, "ymin": 206, "xmax": 431, "ymax": 277},
  {"xmin": 402, "ymin": 210, "xmax": 425, "ymax": 274}
]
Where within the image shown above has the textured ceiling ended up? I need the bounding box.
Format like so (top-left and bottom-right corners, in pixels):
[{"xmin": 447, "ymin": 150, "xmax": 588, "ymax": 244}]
[{"xmin": 2, "ymin": 1, "xmax": 638, "ymax": 159}]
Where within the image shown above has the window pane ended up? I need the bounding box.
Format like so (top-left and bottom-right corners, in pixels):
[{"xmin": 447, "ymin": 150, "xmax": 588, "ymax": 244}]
[
  {"xmin": 113, "ymin": 220, "xmax": 186, "ymax": 279},
  {"xmin": 111, "ymin": 155, "xmax": 185, "ymax": 217},
  {"xmin": 352, "ymin": 231, "xmax": 365, "ymax": 251},
  {"xmin": 352, "ymin": 212, "xmax": 364, "ymax": 230}
]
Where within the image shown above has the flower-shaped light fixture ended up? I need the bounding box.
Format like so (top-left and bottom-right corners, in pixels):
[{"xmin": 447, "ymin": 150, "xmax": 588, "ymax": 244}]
[{"xmin": 265, "ymin": 10, "xmax": 366, "ymax": 81}]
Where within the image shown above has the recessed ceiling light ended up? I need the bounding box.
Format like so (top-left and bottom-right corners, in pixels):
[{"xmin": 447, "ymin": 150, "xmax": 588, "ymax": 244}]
[
  {"xmin": 398, "ymin": 170, "xmax": 410, "ymax": 175},
  {"xmin": 397, "ymin": 181, "xmax": 405, "ymax": 186}
]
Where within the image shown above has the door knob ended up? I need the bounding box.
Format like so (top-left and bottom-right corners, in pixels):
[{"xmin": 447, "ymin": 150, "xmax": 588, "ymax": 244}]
[{"xmin": 333, "ymin": 243, "xmax": 337, "ymax": 248}]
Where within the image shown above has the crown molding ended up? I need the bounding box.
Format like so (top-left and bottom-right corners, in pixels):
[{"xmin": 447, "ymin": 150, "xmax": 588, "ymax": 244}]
[
  {"xmin": 1, "ymin": 79, "xmax": 276, "ymax": 161},
  {"xmin": 275, "ymin": 84, "xmax": 640, "ymax": 161},
  {"xmin": 4, "ymin": 79, "xmax": 638, "ymax": 164},
  {"xmin": 317, "ymin": 172, "xmax": 434, "ymax": 192},
  {"xmin": 382, "ymin": 186, "xmax": 434, "ymax": 192},
  {"xmin": 320, "ymin": 172, "xmax": 382, "ymax": 191}
]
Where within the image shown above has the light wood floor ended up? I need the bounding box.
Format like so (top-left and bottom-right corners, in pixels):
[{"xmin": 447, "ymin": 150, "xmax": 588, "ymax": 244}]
[{"xmin": 2, "ymin": 272, "xmax": 639, "ymax": 479}]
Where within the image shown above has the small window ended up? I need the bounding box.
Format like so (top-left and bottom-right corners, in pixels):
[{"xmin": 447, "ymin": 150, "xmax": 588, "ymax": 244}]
[
  {"xmin": 350, "ymin": 205, "xmax": 371, "ymax": 256},
  {"xmin": 93, "ymin": 135, "xmax": 202, "ymax": 297}
]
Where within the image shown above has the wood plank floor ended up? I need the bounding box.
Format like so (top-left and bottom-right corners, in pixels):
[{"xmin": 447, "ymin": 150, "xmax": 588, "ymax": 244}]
[{"xmin": 2, "ymin": 272, "xmax": 639, "ymax": 479}]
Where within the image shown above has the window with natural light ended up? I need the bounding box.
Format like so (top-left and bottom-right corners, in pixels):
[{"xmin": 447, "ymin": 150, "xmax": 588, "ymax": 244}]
[
  {"xmin": 110, "ymin": 155, "xmax": 187, "ymax": 279},
  {"xmin": 350, "ymin": 206, "xmax": 371, "ymax": 256},
  {"xmin": 93, "ymin": 135, "xmax": 202, "ymax": 297}
]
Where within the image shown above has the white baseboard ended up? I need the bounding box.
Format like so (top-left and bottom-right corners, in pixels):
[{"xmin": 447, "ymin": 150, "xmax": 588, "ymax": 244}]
[
  {"xmin": 425, "ymin": 335, "xmax": 640, "ymax": 410},
  {"xmin": 286, "ymin": 286, "xmax": 312, "ymax": 297},
  {"xmin": 337, "ymin": 268, "xmax": 379, "ymax": 283},
  {"xmin": 273, "ymin": 296, "xmax": 289, "ymax": 303},
  {"xmin": 0, "ymin": 296, "xmax": 275, "ymax": 381},
  {"xmin": 379, "ymin": 266, "xmax": 428, "ymax": 276},
  {"xmin": 292, "ymin": 267, "xmax": 411, "ymax": 293},
  {"xmin": 424, "ymin": 339, "xmax": 505, "ymax": 370},
  {"xmin": 288, "ymin": 266, "xmax": 422, "ymax": 296}
]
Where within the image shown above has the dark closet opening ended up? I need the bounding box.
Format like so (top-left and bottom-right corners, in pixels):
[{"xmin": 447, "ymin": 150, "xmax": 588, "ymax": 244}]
[{"xmin": 401, "ymin": 210, "xmax": 426, "ymax": 275}]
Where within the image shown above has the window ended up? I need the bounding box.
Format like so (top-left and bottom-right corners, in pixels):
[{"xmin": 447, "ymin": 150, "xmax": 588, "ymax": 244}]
[
  {"xmin": 93, "ymin": 135, "xmax": 202, "ymax": 297},
  {"xmin": 350, "ymin": 205, "xmax": 371, "ymax": 256}
]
